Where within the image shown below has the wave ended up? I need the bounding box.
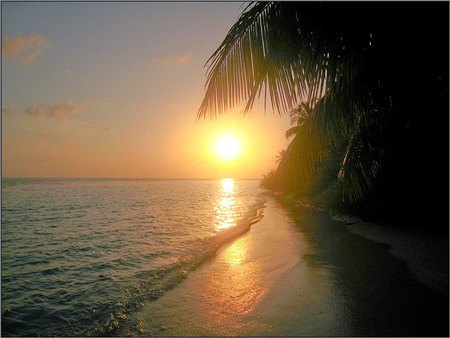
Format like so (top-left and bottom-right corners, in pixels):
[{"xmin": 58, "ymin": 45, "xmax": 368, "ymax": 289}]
[
  {"xmin": 83, "ymin": 199, "xmax": 266, "ymax": 336},
  {"xmin": 2, "ymin": 179, "xmax": 266, "ymax": 337}
]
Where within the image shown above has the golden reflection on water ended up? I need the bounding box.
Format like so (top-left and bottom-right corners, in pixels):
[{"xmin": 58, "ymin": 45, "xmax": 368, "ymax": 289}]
[
  {"xmin": 201, "ymin": 234, "xmax": 265, "ymax": 334},
  {"xmin": 215, "ymin": 179, "xmax": 238, "ymax": 230},
  {"xmin": 200, "ymin": 179, "xmax": 265, "ymax": 332},
  {"xmin": 221, "ymin": 233, "xmax": 247, "ymax": 265},
  {"xmin": 221, "ymin": 178, "xmax": 234, "ymax": 192}
]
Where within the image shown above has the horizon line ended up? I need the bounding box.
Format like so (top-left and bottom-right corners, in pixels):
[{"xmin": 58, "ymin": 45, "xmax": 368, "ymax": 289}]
[{"xmin": 2, "ymin": 176, "xmax": 261, "ymax": 181}]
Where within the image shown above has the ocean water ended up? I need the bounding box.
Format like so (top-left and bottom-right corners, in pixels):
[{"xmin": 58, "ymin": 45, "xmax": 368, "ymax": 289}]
[{"xmin": 1, "ymin": 178, "xmax": 266, "ymax": 336}]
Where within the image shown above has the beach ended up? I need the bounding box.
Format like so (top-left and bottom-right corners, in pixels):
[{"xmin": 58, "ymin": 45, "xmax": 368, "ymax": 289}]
[
  {"xmin": 119, "ymin": 197, "xmax": 449, "ymax": 336},
  {"xmin": 2, "ymin": 178, "xmax": 447, "ymax": 336},
  {"xmin": 1, "ymin": 178, "xmax": 268, "ymax": 336}
]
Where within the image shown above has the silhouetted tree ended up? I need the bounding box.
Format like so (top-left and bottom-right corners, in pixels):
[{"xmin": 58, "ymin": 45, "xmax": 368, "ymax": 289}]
[
  {"xmin": 285, "ymin": 100, "xmax": 317, "ymax": 140},
  {"xmin": 199, "ymin": 2, "xmax": 448, "ymax": 224},
  {"xmin": 275, "ymin": 150, "xmax": 286, "ymax": 164}
]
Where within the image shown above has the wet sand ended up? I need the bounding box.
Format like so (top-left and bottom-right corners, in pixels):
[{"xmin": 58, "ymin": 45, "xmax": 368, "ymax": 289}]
[
  {"xmin": 120, "ymin": 197, "xmax": 449, "ymax": 336},
  {"xmin": 334, "ymin": 213, "xmax": 449, "ymax": 296}
]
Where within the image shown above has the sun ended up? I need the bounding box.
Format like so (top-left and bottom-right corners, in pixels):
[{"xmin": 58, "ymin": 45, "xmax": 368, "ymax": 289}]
[{"xmin": 215, "ymin": 135, "xmax": 240, "ymax": 160}]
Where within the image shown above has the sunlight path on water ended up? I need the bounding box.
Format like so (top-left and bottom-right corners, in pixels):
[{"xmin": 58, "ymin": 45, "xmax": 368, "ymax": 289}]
[
  {"xmin": 118, "ymin": 197, "xmax": 448, "ymax": 336},
  {"xmin": 119, "ymin": 198, "xmax": 335, "ymax": 336},
  {"xmin": 215, "ymin": 179, "xmax": 238, "ymax": 230}
]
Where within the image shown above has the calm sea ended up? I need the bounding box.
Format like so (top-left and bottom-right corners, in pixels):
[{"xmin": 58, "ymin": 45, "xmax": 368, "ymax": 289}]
[{"xmin": 1, "ymin": 178, "xmax": 266, "ymax": 336}]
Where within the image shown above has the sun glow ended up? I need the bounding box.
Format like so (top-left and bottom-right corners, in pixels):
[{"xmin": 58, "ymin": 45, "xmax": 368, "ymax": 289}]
[{"xmin": 215, "ymin": 135, "xmax": 240, "ymax": 160}]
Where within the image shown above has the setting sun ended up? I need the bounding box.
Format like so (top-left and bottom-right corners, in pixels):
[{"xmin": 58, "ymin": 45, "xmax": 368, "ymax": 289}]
[{"xmin": 215, "ymin": 135, "xmax": 240, "ymax": 160}]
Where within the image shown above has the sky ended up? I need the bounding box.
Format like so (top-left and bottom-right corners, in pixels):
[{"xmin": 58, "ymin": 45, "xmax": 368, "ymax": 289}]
[{"xmin": 1, "ymin": 2, "xmax": 291, "ymax": 179}]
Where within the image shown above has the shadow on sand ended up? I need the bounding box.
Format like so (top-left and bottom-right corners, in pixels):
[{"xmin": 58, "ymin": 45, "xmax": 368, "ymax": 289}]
[{"xmin": 283, "ymin": 201, "xmax": 449, "ymax": 336}]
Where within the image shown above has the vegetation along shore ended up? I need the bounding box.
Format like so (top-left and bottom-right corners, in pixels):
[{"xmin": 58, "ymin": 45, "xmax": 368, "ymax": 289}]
[{"xmin": 198, "ymin": 2, "xmax": 448, "ymax": 234}]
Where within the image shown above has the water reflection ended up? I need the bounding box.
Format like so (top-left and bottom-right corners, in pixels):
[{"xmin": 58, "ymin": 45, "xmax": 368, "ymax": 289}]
[
  {"xmin": 200, "ymin": 233, "xmax": 265, "ymax": 334},
  {"xmin": 199, "ymin": 179, "xmax": 265, "ymax": 331},
  {"xmin": 215, "ymin": 179, "xmax": 238, "ymax": 230},
  {"xmin": 221, "ymin": 233, "xmax": 247, "ymax": 265},
  {"xmin": 221, "ymin": 178, "xmax": 234, "ymax": 192}
]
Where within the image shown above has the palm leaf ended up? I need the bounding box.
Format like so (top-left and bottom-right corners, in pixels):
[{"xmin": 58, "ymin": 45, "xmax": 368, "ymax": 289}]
[
  {"xmin": 198, "ymin": 2, "xmax": 328, "ymax": 119},
  {"xmin": 199, "ymin": 2, "xmax": 395, "ymax": 201}
]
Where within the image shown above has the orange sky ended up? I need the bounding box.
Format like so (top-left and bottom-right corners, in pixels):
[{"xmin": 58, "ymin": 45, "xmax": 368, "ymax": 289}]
[{"xmin": 2, "ymin": 2, "xmax": 291, "ymax": 179}]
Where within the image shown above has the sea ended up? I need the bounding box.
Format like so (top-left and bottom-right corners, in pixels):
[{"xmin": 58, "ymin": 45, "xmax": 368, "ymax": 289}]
[{"xmin": 1, "ymin": 178, "xmax": 267, "ymax": 336}]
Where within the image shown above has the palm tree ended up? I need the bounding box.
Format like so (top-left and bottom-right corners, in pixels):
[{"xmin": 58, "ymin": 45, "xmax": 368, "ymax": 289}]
[
  {"xmin": 284, "ymin": 99, "xmax": 316, "ymax": 140},
  {"xmin": 198, "ymin": 2, "xmax": 448, "ymax": 206},
  {"xmin": 275, "ymin": 150, "xmax": 286, "ymax": 164}
]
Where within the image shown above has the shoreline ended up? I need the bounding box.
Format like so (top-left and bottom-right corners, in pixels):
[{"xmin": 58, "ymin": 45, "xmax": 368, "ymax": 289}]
[
  {"xmin": 119, "ymin": 198, "xmax": 309, "ymax": 336},
  {"xmin": 119, "ymin": 196, "xmax": 448, "ymax": 336},
  {"xmin": 277, "ymin": 193, "xmax": 449, "ymax": 296},
  {"xmin": 337, "ymin": 215, "xmax": 449, "ymax": 296}
]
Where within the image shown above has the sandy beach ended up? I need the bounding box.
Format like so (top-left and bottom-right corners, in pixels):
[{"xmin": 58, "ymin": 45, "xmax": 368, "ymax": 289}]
[{"xmin": 119, "ymin": 197, "xmax": 449, "ymax": 336}]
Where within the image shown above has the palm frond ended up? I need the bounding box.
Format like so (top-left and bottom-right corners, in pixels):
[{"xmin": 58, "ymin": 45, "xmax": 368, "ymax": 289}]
[
  {"xmin": 285, "ymin": 126, "xmax": 300, "ymax": 140},
  {"xmin": 198, "ymin": 2, "xmax": 332, "ymax": 119},
  {"xmin": 275, "ymin": 72, "xmax": 391, "ymax": 200},
  {"xmin": 199, "ymin": 2, "xmax": 397, "ymax": 202}
]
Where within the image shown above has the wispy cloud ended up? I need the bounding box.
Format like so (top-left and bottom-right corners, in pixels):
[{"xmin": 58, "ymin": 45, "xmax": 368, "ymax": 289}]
[
  {"xmin": 24, "ymin": 103, "xmax": 44, "ymax": 117},
  {"xmin": 48, "ymin": 100, "xmax": 85, "ymax": 119},
  {"xmin": 24, "ymin": 100, "xmax": 85, "ymax": 119},
  {"xmin": 98, "ymin": 125, "xmax": 111, "ymax": 134},
  {"xmin": 2, "ymin": 105, "xmax": 19, "ymax": 115},
  {"xmin": 3, "ymin": 100, "xmax": 88, "ymax": 120},
  {"xmin": 2, "ymin": 34, "xmax": 49, "ymax": 64},
  {"xmin": 153, "ymin": 51, "xmax": 193, "ymax": 68}
]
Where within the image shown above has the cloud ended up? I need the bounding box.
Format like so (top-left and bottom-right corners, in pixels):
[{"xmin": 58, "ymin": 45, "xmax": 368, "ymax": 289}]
[
  {"xmin": 47, "ymin": 100, "xmax": 83, "ymax": 119},
  {"xmin": 153, "ymin": 51, "xmax": 193, "ymax": 68},
  {"xmin": 98, "ymin": 125, "xmax": 111, "ymax": 133},
  {"xmin": 2, "ymin": 34, "xmax": 49, "ymax": 64},
  {"xmin": 2, "ymin": 105, "xmax": 18, "ymax": 115},
  {"xmin": 24, "ymin": 103, "xmax": 45, "ymax": 117},
  {"xmin": 18, "ymin": 100, "xmax": 86, "ymax": 119}
]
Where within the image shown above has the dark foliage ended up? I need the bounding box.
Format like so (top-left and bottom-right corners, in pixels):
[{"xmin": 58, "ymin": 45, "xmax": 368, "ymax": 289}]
[{"xmin": 200, "ymin": 2, "xmax": 448, "ymax": 230}]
